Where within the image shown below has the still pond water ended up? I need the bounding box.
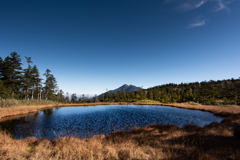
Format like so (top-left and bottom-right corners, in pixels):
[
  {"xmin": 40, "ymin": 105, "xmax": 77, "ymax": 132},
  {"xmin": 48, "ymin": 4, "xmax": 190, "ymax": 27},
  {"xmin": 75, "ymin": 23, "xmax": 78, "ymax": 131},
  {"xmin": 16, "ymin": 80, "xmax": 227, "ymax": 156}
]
[{"xmin": 0, "ymin": 105, "xmax": 224, "ymax": 139}]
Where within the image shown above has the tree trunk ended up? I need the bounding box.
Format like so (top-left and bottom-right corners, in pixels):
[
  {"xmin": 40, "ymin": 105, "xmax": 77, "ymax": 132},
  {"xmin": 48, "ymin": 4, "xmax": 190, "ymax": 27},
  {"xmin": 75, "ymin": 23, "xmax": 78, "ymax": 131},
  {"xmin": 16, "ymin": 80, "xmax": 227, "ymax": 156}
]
[
  {"xmin": 31, "ymin": 87, "xmax": 34, "ymax": 100},
  {"xmin": 39, "ymin": 84, "xmax": 42, "ymax": 101},
  {"xmin": 26, "ymin": 87, "xmax": 29, "ymax": 100}
]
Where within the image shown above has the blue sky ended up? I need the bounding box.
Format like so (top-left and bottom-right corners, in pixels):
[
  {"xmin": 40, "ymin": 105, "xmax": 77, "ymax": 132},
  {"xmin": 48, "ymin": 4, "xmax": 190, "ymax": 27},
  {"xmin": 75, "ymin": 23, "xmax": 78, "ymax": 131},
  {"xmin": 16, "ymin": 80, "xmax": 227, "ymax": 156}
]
[{"xmin": 0, "ymin": 0, "xmax": 240, "ymax": 96}]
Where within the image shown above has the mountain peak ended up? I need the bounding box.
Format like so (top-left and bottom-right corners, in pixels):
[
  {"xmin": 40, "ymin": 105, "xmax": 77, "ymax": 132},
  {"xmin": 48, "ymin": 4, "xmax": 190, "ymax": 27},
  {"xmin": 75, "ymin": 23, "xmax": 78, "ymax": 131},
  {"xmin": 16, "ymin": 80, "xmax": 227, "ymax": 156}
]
[
  {"xmin": 99, "ymin": 84, "xmax": 141, "ymax": 96},
  {"xmin": 115, "ymin": 84, "xmax": 141, "ymax": 93}
]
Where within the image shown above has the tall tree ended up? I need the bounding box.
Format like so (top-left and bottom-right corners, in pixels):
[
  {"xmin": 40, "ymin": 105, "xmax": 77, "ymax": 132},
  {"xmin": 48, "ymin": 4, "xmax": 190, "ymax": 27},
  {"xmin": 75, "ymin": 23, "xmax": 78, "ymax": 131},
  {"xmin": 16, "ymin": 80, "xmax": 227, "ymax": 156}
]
[
  {"xmin": 56, "ymin": 89, "xmax": 65, "ymax": 103},
  {"xmin": 43, "ymin": 69, "xmax": 58, "ymax": 100},
  {"xmin": 22, "ymin": 56, "xmax": 33, "ymax": 99},
  {"xmin": 25, "ymin": 56, "xmax": 33, "ymax": 69},
  {"xmin": 65, "ymin": 92, "xmax": 70, "ymax": 103},
  {"xmin": 71, "ymin": 93, "xmax": 77, "ymax": 103},
  {"xmin": 1, "ymin": 52, "xmax": 22, "ymax": 98},
  {"xmin": 30, "ymin": 65, "xmax": 41, "ymax": 100}
]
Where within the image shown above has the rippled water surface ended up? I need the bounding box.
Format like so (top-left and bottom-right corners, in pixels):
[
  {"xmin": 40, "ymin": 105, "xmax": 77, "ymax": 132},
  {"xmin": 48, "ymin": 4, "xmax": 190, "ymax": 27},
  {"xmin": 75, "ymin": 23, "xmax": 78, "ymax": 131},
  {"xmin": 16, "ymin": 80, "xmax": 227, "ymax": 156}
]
[{"xmin": 0, "ymin": 105, "xmax": 224, "ymax": 139}]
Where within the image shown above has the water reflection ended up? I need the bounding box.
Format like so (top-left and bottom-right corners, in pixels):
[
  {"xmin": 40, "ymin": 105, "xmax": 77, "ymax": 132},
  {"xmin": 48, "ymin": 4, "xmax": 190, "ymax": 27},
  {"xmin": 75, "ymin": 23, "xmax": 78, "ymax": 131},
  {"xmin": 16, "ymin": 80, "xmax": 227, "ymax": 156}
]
[
  {"xmin": 43, "ymin": 109, "xmax": 53, "ymax": 116},
  {"xmin": 0, "ymin": 105, "xmax": 224, "ymax": 139}
]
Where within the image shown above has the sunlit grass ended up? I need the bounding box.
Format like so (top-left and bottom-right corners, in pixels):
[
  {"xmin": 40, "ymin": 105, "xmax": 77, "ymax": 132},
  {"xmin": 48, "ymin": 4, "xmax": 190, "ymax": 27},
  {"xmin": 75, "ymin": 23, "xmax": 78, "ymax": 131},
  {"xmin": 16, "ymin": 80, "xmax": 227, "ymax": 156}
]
[
  {"xmin": 135, "ymin": 99, "xmax": 160, "ymax": 103},
  {"xmin": 0, "ymin": 114, "xmax": 240, "ymax": 159},
  {"xmin": 0, "ymin": 99, "xmax": 57, "ymax": 108},
  {"xmin": 0, "ymin": 101, "xmax": 240, "ymax": 159}
]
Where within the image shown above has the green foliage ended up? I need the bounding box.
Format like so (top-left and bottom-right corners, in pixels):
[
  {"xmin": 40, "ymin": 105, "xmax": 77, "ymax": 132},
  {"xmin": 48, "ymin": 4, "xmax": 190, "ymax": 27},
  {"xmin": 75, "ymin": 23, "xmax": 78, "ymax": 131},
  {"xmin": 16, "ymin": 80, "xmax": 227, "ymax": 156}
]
[
  {"xmin": 1, "ymin": 52, "xmax": 239, "ymax": 106},
  {"xmin": 98, "ymin": 78, "xmax": 240, "ymax": 106},
  {"xmin": 56, "ymin": 90, "xmax": 65, "ymax": 103},
  {"xmin": 43, "ymin": 69, "xmax": 58, "ymax": 100},
  {"xmin": 136, "ymin": 99, "xmax": 160, "ymax": 103},
  {"xmin": 0, "ymin": 52, "xmax": 64, "ymax": 103},
  {"xmin": 1, "ymin": 52, "xmax": 22, "ymax": 98},
  {"xmin": 71, "ymin": 93, "xmax": 78, "ymax": 103}
]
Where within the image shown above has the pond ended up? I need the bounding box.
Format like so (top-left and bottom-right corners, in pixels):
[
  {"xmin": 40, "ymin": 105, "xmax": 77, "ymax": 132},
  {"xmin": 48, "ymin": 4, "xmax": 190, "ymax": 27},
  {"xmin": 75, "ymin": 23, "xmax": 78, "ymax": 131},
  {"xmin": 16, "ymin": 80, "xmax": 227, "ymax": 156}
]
[{"xmin": 0, "ymin": 105, "xmax": 224, "ymax": 139}]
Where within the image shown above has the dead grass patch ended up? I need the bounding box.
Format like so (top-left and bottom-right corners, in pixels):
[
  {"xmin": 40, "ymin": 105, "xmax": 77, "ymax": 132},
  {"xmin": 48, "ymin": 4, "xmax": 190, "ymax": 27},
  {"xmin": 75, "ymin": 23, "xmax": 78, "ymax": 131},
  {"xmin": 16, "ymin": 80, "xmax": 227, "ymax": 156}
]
[
  {"xmin": 0, "ymin": 102, "xmax": 240, "ymax": 159},
  {"xmin": 1, "ymin": 114, "xmax": 240, "ymax": 159}
]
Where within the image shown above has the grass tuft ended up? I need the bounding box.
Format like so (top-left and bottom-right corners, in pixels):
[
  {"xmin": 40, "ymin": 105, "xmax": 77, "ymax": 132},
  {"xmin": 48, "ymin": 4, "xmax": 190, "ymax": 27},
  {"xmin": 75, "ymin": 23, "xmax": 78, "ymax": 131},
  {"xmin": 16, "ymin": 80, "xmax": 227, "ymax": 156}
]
[
  {"xmin": 0, "ymin": 102, "xmax": 240, "ymax": 159},
  {"xmin": 0, "ymin": 99, "xmax": 57, "ymax": 108}
]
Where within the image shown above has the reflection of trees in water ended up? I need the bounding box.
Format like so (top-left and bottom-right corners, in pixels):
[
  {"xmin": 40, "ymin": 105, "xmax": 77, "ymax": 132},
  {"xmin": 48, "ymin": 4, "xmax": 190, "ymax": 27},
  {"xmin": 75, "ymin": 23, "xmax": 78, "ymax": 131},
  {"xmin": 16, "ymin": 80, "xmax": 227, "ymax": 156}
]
[
  {"xmin": 0, "ymin": 116, "xmax": 31, "ymax": 138},
  {"xmin": 0, "ymin": 109, "xmax": 55, "ymax": 139},
  {"xmin": 43, "ymin": 109, "xmax": 53, "ymax": 116},
  {"xmin": 0, "ymin": 111, "xmax": 41, "ymax": 130},
  {"xmin": 0, "ymin": 119, "xmax": 19, "ymax": 130},
  {"xmin": 24, "ymin": 112, "xmax": 40, "ymax": 122}
]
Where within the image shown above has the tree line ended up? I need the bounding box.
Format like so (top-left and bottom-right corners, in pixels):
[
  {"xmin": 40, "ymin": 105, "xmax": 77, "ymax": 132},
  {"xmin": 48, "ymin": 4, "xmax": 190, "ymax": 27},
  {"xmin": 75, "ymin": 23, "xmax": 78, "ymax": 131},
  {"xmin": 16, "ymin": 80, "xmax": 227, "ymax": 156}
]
[
  {"xmin": 98, "ymin": 78, "xmax": 240, "ymax": 105},
  {"xmin": 0, "ymin": 52, "xmax": 64, "ymax": 102},
  {"xmin": 1, "ymin": 52, "xmax": 240, "ymax": 105},
  {"xmin": 0, "ymin": 52, "xmax": 98, "ymax": 103}
]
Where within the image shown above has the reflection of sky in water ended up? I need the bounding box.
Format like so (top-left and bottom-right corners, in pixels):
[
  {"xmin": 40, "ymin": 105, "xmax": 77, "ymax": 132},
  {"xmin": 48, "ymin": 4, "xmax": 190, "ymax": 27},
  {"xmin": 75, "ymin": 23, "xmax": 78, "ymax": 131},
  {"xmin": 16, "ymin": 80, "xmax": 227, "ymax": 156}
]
[{"xmin": 0, "ymin": 105, "xmax": 224, "ymax": 139}]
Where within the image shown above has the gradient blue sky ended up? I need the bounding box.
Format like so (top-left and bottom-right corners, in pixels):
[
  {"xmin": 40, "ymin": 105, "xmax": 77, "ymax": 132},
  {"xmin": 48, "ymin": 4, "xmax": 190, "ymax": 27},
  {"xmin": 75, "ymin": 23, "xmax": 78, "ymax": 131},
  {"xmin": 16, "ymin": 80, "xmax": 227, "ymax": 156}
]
[{"xmin": 0, "ymin": 0, "xmax": 240, "ymax": 96}]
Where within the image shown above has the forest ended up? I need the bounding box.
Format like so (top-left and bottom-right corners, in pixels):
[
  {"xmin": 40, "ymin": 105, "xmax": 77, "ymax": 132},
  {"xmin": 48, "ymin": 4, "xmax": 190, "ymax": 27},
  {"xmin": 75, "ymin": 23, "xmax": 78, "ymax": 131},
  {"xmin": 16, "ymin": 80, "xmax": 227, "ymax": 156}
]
[
  {"xmin": 0, "ymin": 52, "xmax": 67, "ymax": 103},
  {"xmin": 1, "ymin": 52, "xmax": 240, "ymax": 105},
  {"xmin": 98, "ymin": 78, "xmax": 240, "ymax": 105}
]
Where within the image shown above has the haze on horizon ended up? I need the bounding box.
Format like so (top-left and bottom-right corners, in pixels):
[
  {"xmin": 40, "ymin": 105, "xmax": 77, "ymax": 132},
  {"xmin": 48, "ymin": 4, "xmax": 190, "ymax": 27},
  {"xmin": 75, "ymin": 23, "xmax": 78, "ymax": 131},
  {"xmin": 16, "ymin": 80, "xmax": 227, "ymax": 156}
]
[{"xmin": 0, "ymin": 0, "xmax": 239, "ymax": 96}]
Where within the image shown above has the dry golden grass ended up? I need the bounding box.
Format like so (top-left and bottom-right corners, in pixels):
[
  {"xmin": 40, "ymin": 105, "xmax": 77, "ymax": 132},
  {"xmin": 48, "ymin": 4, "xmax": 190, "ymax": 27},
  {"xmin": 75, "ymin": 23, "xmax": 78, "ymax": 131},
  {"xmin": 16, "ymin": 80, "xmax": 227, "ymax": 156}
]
[
  {"xmin": 159, "ymin": 102, "xmax": 240, "ymax": 116},
  {"xmin": 1, "ymin": 114, "xmax": 240, "ymax": 159},
  {"xmin": 1, "ymin": 102, "xmax": 240, "ymax": 120},
  {"xmin": 0, "ymin": 99, "xmax": 57, "ymax": 108},
  {"xmin": 0, "ymin": 102, "xmax": 122, "ymax": 119},
  {"xmin": 1, "ymin": 102, "xmax": 240, "ymax": 159}
]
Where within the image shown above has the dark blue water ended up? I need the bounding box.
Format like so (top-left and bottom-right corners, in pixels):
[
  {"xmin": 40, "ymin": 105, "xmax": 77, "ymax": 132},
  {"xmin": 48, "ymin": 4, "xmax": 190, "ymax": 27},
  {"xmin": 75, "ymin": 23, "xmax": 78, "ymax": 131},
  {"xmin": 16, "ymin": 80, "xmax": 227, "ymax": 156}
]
[{"xmin": 0, "ymin": 105, "xmax": 224, "ymax": 139}]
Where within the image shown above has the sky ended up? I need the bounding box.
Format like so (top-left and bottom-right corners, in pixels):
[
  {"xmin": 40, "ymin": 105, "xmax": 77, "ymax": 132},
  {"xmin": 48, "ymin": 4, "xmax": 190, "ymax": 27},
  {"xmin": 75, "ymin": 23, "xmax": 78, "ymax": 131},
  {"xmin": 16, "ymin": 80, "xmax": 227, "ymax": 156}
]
[{"xmin": 0, "ymin": 0, "xmax": 240, "ymax": 96}]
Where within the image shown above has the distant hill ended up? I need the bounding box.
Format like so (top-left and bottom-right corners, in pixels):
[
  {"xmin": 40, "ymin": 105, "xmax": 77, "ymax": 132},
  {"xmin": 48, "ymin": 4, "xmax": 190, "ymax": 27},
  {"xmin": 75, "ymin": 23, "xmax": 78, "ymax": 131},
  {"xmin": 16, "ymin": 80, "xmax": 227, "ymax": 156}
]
[{"xmin": 100, "ymin": 84, "xmax": 141, "ymax": 96}]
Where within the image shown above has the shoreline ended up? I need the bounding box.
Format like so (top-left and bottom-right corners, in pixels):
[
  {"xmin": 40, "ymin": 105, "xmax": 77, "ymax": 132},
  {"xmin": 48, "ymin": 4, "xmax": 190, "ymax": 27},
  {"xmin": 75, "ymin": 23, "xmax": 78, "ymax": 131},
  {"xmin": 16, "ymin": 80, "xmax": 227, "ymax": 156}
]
[
  {"xmin": 0, "ymin": 102, "xmax": 240, "ymax": 120},
  {"xmin": 0, "ymin": 102, "xmax": 240, "ymax": 159}
]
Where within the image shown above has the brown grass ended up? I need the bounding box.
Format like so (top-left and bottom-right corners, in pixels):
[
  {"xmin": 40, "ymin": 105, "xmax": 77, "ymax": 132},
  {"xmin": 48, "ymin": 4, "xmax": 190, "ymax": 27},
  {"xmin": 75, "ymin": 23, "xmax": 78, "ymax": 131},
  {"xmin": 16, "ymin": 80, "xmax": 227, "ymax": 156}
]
[
  {"xmin": 1, "ymin": 102, "xmax": 240, "ymax": 120},
  {"xmin": 1, "ymin": 114, "xmax": 240, "ymax": 159},
  {"xmin": 0, "ymin": 102, "xmax": 122, "ymax": 120},
  {"xmin": 0, "ymin": 99, "xmax": 57, "ymax": 108},
  {"xmin": 1, "ymin": 102, "xmax": 240, "ymax": 159},
  {"xmin": 159, "ymin": 103, "xmax": 240, "ymax": 117}
]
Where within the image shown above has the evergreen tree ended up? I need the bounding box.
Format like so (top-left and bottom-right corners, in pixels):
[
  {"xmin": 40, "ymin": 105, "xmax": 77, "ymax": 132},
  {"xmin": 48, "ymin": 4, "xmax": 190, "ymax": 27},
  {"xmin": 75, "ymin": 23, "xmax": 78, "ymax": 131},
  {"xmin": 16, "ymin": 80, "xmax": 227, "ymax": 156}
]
[
  {"xmin": 65, "ymin": 92, "xmax": 70, "ymax": 103},
  {"xmin": 82, "ymin": 94, "xmax": 85, "ymax": 103},
  {"xmin": 56, "ymin": 89, "xmax": 65, "ymax": 103},
  {"xmin": 1, "ymin": 52, "xmax": 22, "ymax": 98},
  {"xmin": 71, "ymin": 93, "xmax": 77, "ymax": 103},
  {"xmin": 93, "ymin": 94, "xmax": 98, "ymax": 102},
  {"xmin": 22, "ymin": 56, "xmax": 33, "ymax": 99},
  {"xmin": 30, "ymin": 65, "xmax": 41, "ymax": 99},
  {"xmin": 43, "ymin": 69, "xmax": 58, "ymax": 100}
]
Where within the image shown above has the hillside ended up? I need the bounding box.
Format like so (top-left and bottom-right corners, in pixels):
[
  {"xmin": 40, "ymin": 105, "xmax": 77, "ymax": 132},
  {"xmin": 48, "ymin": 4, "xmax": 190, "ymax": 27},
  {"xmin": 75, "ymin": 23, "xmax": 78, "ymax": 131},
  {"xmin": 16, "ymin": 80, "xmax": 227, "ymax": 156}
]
[
  {"xmin": 97, "ymin": 78, "xmax": 240, "ymax": 105},
  {"xmin": 111, "ymin": 84, "xmax": 141, "ymax": 93},
  {"xmin": 99, "ymin": 84, "xmax": 141, "ymax": 96}
]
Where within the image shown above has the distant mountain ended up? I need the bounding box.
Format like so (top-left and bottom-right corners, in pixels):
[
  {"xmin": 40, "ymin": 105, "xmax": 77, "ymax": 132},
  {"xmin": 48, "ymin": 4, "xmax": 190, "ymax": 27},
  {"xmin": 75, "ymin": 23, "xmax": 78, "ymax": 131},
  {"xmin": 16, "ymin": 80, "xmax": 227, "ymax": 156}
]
[{"xmin": 99, "ymin": 84, "xmax": 141, "ymax": 96}]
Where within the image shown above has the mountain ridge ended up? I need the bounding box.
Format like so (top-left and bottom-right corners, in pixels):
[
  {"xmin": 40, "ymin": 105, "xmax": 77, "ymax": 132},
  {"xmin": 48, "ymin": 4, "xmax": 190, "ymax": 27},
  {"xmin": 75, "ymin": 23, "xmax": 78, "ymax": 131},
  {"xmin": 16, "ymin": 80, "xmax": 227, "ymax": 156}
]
[{"xmin": 100, "ymin": 84, "xmax": 141, "ymax": 96}]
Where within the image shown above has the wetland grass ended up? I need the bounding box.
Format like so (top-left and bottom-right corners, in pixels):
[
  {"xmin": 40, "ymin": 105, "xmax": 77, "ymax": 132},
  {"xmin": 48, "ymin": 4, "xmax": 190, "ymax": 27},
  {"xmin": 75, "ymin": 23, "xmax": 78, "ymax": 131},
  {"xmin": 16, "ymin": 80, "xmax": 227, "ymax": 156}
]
[
  {"xmin": 0, "ymin": 114, "xmax": 240, "ymax": 159},
  {"xmin": 0, "ymin": 102, "xmax": 240, "ymax": 159}
]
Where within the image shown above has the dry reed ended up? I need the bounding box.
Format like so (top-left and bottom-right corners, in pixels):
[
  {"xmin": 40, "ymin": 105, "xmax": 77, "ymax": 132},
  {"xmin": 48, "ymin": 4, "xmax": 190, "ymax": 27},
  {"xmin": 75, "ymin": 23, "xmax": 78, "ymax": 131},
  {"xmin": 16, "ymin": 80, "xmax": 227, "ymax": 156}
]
[
  {"xmin": 0, "ymin": 102, "xmax": 240, "ymax": 159},
  {"xmin": 1, "ymin": 114, "xmax": 240, "ymax": 159},
  {"xmin": 1, "ymin": 102, "xmax": 240, "ymax": 120}
]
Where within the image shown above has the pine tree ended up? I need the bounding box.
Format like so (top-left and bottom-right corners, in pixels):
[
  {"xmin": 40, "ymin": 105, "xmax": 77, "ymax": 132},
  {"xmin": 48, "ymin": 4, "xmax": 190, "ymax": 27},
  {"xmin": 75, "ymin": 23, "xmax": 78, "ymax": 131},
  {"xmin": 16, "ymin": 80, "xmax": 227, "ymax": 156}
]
[
  {"xmin": 71, "ymin": 93, "xmax": 77, "ymax": 103},
  {"xmin": 43, "ymin": 69, "xmax": 58, "ymax": 100},
  {"xmin": 1, "ymin": 52, "xmax": 22, "ymax": 98},
  {"xmin": 22, "ymin": 57, "xmax": 33, "ymax": 99},
  {"xmin": 30, "ymin": 65, "xmax": 41, "ymax": 100},
  {"xmin": 65, "ymin": 92, "xmax": 70, "ymax": 103},
  {"xmin": 82, "ymin": 94, "xmax": 85, "ymax": 103},
  {"xmin": 56, "ymin": 89, "xmax": 65, "ymax": 103}
]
